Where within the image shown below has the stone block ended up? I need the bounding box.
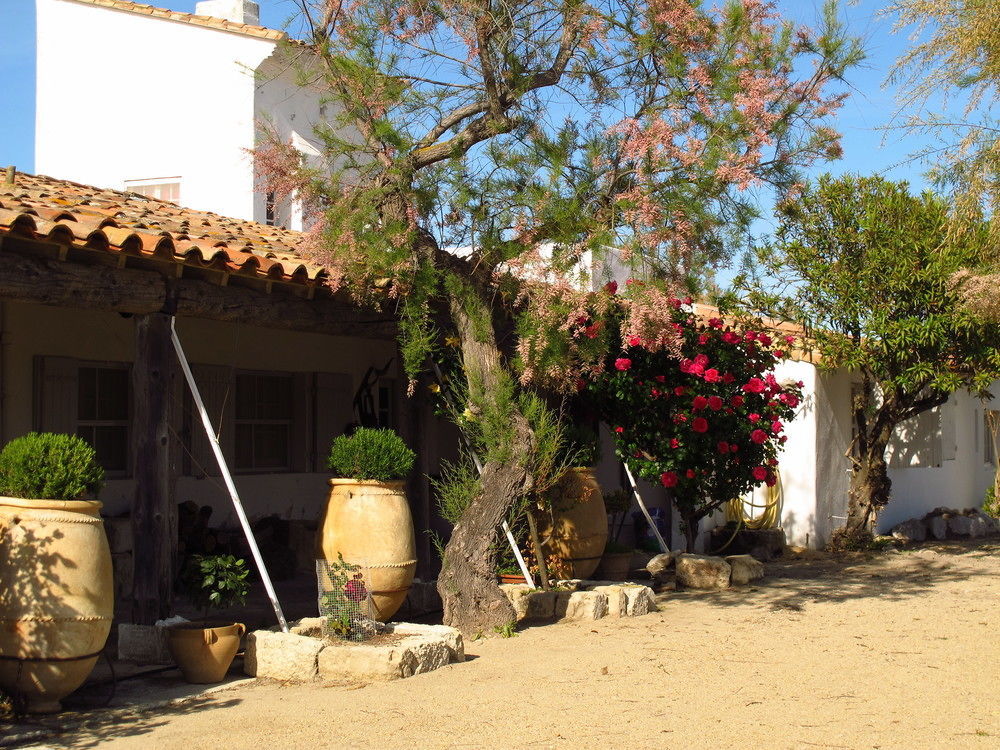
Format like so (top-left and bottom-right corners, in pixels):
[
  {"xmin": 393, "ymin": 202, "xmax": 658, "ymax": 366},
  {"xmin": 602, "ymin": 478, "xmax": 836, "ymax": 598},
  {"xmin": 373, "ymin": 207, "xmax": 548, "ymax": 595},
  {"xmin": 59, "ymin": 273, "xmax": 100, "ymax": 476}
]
[
  {"xmin": 622, "ymin": 585, "xmax": 656, "ymax": 616},
  {"xmin": 244, "ymin": 630, "xmax": 324, "ymax": 681},
  {"xmin": 891, "ymin": 518, "xmax": 927, "ymax": 543},
  {"xmin": 646, "ymin": 552, "xmax": 674, "ymax": 579},
  {"xmin": 971, "ymin": 509, "xmax": 999, "ymax": 535},
  {"xmin": 289, "ymin": 617, "xmax": 325, "ymax": 638},
  {"xmin": 391, "ymin": 623, "xmax": 465, "ymax": 662},
  {"xmin": 948, "ymin": 515, "xmax": 973, "ymax": 537},
  {"xmin": 555, "ymin": 591, "xmax": 608, "ymax": 620},
  {"xmin": 725, "ymin": 554, "xmax": 765, "ymax": 585},
  {"xmin": 317, "ymin": 623, "xmax": 463, "ymax": 682},
  {"xmin": 929, "ymin": 515, "xmax": 949, "ymax": 540},
  {"xmin": 675, "ymin": 554, "xmax": 731, "ymax": 590},
  {"xmin": 117, "ymin": 623, "xmax": 173, "ymax": 665},
  {"xmin": 591, "ymin": 585, "xmax": 628, "ymax": 617}
]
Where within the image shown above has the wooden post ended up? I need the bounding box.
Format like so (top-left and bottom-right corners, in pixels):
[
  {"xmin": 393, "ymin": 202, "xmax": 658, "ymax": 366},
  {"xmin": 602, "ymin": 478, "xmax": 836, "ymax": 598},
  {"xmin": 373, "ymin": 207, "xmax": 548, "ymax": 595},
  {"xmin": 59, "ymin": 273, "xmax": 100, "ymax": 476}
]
[{"xmin": 130, "ymin": 312, "xmax": 177, "ymax": 624}]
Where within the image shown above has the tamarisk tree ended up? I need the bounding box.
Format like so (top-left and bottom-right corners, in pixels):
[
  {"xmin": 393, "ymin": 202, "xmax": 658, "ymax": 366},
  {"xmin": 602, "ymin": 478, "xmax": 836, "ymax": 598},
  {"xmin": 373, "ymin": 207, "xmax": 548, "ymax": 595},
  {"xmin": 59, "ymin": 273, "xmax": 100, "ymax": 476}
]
[{"xmin": 263, "ymin": 0, "xmax": 861, "ymax": 632}]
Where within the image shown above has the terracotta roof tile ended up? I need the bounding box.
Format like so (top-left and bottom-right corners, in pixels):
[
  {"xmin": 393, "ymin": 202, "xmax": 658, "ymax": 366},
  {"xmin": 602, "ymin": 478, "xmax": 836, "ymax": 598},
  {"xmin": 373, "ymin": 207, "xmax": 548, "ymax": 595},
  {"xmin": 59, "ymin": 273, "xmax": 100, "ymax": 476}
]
[
  {"xmin": 65, "ymin": 0, "xmax": 288, "ymax": 41},
  {"xmin": 0, "ymin": 171, "xmax": 323, "ymax": 289}
]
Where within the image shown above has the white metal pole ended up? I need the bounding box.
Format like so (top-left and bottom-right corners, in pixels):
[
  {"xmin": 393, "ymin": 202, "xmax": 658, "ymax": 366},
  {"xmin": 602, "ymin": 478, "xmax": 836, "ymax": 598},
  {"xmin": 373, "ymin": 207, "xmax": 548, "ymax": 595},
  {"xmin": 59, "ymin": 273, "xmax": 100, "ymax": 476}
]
[
  {"xmin": 623, "ymin": 462, "xmax": 670, "ymax": 554},
  {"xmin": 430, "ymin": 362, "xmax": 534, "ymax": 587},
  {"xmin": 169, "ymin": 318, "xmax": 289, "ymax": 632}
]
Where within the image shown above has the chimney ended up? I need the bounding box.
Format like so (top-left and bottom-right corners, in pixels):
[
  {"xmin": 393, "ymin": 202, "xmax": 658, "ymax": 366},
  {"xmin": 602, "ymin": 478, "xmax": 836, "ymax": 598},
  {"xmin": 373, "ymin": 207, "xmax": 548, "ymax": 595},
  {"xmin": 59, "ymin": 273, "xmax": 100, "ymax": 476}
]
[{"xmin": 194, "ymin": 0, "xmax": 260, "ymax": 25}]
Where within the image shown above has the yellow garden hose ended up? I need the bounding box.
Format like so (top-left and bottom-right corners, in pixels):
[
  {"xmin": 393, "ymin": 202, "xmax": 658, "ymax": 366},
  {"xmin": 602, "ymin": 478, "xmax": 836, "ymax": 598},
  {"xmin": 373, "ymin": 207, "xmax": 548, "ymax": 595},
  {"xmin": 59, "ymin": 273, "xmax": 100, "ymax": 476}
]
[{"xmin": 726, "ymin": 472, "xmax": 783, "ymax": 530}]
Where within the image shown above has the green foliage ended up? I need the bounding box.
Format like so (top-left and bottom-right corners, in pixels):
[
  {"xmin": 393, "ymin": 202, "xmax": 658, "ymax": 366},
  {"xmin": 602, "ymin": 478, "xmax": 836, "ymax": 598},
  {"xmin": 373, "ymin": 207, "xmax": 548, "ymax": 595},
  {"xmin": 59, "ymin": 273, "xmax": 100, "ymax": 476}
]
[
  {"xmin": 320, "ymin": 553, "xmax": 370, "ymax": 641},
  {"xmin": 327, "ymin": 427, "xmax": 416, "ymax": 481},
  {"xmin": 559, "ymin": 423, "xmax": 602, "ymax": 468},
  {"xmin": 493, "ymin": 621, "xmax": 518, "ymax": 638},
  {"xmin": 0, "ymin": 432, "xmax": 104, "ymax": 501},
  {"xmin": 984, "ymin": 483, "xmax": 1000, "ymax": 518},
  {"xmin": 178, "ymin": 554, "xmax": 250, "ymax": 615},
  {"xmin": 431, "ymin": 459, "xmax": 481, "ymax": 525}
]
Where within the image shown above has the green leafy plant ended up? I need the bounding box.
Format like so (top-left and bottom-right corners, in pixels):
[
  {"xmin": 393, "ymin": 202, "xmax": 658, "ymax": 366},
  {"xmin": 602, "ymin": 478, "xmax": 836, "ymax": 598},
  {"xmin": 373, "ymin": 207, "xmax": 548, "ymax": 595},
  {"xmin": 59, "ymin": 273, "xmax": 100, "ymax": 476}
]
[
  {"xmin": 0, "ymin": 432, "xmax": 104, "ymax": 501},
  {"xmin": 178, "ymin": 554, "xmax": 250, "ymax": 618},
  {"xmin": 319, "ymin": 553, "xmax": 371, "ymax": 641},
  {"xmin": 984, "ymin": 484, "xmax": 1000, "ymax": 519},
  {"xmin": 493, "ymin": 621, "xmax": 518, "ymax": 638},
  {"xmin": 327, "ymin": 427, "xmax": 415, "ymax": 481},
  {"xmin": 560, "ymin": 424, "xmax": 602, "ymax": 468}
]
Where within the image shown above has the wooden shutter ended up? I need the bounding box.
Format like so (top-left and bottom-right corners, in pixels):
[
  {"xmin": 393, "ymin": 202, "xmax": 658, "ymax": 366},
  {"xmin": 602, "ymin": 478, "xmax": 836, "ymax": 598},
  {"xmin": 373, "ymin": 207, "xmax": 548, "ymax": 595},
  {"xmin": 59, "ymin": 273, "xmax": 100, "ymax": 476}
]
[
  {"xmin": 290, "ymin": 372, "xmax": 312, "ymax": 473},
  {"xmin": 187, "ymin": 364, "xmax": 234, "ymax": 477},
  {"xmin": 34, "ymin": 356, "xmax": 78, "ymax": 434},
  {"xmin": 314, "ymin": 372, "xmax": 353, "ymax": 472}
]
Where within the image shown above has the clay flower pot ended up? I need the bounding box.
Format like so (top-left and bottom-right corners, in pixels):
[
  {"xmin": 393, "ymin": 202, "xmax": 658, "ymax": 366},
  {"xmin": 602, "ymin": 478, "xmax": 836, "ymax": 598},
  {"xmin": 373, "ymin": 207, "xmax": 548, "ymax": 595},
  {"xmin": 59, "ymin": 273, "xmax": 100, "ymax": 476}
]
[
  {"xmin": 538, "ymin": 468, "xmax": 609, "ymax": 580},
  {"xmin": 316, "ymin": 479, "xmax": 417, "ymax": 622},
  {"xmin": 0, "ymin": 497, "xmax": 113, "ymax": 713},
  {"xmin": 166, "ymin": 622, "xmax": 246, "ymax": 684}
]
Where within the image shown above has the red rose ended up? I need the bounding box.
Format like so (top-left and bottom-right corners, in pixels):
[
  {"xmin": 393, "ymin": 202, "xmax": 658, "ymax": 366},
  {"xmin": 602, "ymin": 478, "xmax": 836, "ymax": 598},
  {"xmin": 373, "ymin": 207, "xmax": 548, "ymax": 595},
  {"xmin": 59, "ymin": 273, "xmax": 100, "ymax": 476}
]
[
  {"xmin": 692, "ymin": 417, "xmax": 709, "ymax": 433},
  {"xmin": 731, "ymin": 395, "xmax": 744, "ymax": 407},
  {"xmin": 729, "ymin": 443, "xmax": 739, "ymax": 452},
  {"xmin": 615, "ymin": 358, "xmax": 632, "ymax": 371},
  {"xmin": 717, "ymin": 441, "xmax": 730, "ymax": 454},
  {"xmin": 708, "ymin": 317, "xmax": 724, "ymax": 329},
  {"xmin": 771, "ymin": 420, "xmax": 783, "ymax": 434},
  {"xmin": 722, "ymin": 372, "xmax": 735, "ymax": 384},
  {"xmin": 692, "ymin": 395, "xmax": 708, "ymax": 410},
  {"xmin": 742, "ymin": 378, "xmax": 766, "ymax": 393},
  {"xmin": 575, "ymin": 378, "xmax": 586, "ymax": 392},
  {"xmin": 627, "ymin": 335, "xmax": 642, "ymax": 347},
  {"xmin": 670, "ymin": 438, "xmax": 680, "ymax": 449},
  {"xmin": 698, "ymin": 334, "xmax": 709, "ymax": 345},
  {"xmin": 758, "ymin": 334, "xmax": 772, "ymax": 346},
  {"xmin": 722, "ymin": 331, "xmax": 741, "ymax": 344},
  {"xmin": 615, "ymin": 426, "xmax": 624, "ymax": 433},
  {"xmin": 655, "ymin": 375, "xmax": 666, "ymax": 383},
  {"xmin": 344, "ymin": 577, "xmax": 368, "ymax": 603},
  {"xmin": 707, "ymin": 396, "xmax": 723, "ymax": 411},
  {"xmin": 765, "ymin": 473, "xmax": 777, "ymax": 487},
  {"xmin": 779, "ymin": 435, "xmax": 788, "ymax": 443},
  {"xmin": 744, "ymin": 331, "xmax": 757, "ymax": 342},
  {"xmin": 703, "ymin": 368, "xmax": 720, "ymax": 382},
  {"xmin": 785, "ymin": 335, "xmax": 796, "ymax": 345},
  {"xmin": 751, "ymin": 429, "xmax": 768, "ymax": 444},
  {"xmin": 773, "ymin": 350, "xmax": 785, "ymax": 358},
  {"xmin": 674, "ymin": 386, "xmax": 686, "ymax": 396},
  {"xmin": 749, "ymin": 413, "xmax": 761, "ymax": 423},
  {"xmin": 604, "ymin": 280, "xmax": 618, "ymax": 295},
  {"xmin": 767, "ymin": 458, "xmax": 779, "ymax": 466},
  {"xmin": 660, "ymin": 471, "xmax": 678, "ymax": 488},
  {"xmin": 584, "ymin": 323, "xmax": 601, "ymax": 339},
  {"xmin": 752, "ymin": 466, "xmax": 768, "ymax": 481},
  {"xmin": 686, "ymin": 468, "xmax": 696, "ymax": 478}
]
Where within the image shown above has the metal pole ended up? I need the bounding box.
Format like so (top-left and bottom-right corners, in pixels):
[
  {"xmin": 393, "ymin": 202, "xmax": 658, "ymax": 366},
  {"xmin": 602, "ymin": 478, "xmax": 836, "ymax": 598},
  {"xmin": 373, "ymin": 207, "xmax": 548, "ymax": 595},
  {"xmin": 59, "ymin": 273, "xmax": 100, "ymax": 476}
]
[
  {"xmin": 169, "ymin": 318, "xmax": 289, "ymax": 632},
  {"xmin": 623, "ymin": 462, "xmax": 670, "ymax": 554}
]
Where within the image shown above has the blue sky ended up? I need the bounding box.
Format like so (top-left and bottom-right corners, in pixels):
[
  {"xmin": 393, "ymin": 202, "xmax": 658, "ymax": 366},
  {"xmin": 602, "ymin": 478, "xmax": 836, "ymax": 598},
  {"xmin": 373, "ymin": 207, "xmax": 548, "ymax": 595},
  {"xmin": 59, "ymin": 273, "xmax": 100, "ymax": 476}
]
[{"xmin": 0, "ymin": 0, "xmax": 935, "ymax": 198}]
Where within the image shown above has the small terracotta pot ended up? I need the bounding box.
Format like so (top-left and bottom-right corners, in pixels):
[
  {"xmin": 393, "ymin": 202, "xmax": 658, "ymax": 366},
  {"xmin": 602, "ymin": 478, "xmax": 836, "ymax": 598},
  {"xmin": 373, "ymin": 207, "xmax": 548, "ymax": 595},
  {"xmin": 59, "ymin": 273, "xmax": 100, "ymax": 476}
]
[
  {"xmin": 498, "ymin": 572, "xmax": 531, "ymax": 585},
  {"xmin": 167, "ymin": 622, "xmax": 245, "ymax": 684}
]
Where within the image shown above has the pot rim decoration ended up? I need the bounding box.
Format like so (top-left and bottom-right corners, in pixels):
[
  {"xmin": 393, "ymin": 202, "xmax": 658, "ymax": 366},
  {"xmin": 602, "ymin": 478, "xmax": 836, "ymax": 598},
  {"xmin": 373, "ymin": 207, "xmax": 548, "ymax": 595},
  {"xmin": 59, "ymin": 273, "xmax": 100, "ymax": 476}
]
[
  {"xmin": 0, "ymin": 496, "xmax": 102, "ymax": 514},
  {"xmin": 328, "ymin": 478, "xmax": 407, "ymax": 488}
]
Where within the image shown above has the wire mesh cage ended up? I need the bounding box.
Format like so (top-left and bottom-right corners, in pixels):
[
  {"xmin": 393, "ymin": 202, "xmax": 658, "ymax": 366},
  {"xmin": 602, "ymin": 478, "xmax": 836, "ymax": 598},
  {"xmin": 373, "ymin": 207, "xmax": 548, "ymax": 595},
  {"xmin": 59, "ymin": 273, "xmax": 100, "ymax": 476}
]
[{"xmin": 316, "ymin": 555, "xmax": 379, "ymax": 642}]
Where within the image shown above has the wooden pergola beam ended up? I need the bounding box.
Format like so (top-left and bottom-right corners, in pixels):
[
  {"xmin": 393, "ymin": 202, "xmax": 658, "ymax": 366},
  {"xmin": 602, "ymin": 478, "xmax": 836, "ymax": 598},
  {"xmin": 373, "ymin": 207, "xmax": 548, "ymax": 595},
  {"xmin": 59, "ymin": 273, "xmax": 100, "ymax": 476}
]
[{"xmin": 0, "ymin": 237, "xmax": 397, "ymax": 338}]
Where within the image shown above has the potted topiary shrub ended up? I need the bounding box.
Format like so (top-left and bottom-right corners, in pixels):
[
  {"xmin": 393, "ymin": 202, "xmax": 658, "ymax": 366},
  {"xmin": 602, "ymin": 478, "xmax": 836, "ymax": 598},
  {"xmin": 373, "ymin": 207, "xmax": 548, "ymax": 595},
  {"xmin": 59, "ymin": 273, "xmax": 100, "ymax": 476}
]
[
  {"xmin": 0, "ymin": 432, "xmax": 110, "ymax": 713},
  {"xmin": 317, "ymin": 427, "xmax": 417, "ymax": 622},
  {"xmin": 537, "ymin": 425, "xmax": 609, "ymax": 580},
  {"xmin": 167, "ymin": 554, "xmax": 249, "ymax": 684}
]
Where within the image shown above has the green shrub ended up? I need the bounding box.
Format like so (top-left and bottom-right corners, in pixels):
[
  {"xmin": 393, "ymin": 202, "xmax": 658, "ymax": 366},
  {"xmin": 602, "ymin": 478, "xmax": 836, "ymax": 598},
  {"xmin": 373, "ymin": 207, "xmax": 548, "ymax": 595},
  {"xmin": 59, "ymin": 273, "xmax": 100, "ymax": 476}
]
[
  {"xmin": 179, "ymin": 554, "xmax": 250, "ymax": 616},
  {"xmin": 0, "ymin": 432, "xmax": 104, "ymax": 500},
  {"xmin": 560, "ymin": 423, "xmax": 602, "ymax": 468},
  {"xmin": 327, "ymin": 427, "xmax": 415, "ymax": 481},
  {"xmin": 984, "ymin": 483, "xmax": 1000, "ymax": 518}
]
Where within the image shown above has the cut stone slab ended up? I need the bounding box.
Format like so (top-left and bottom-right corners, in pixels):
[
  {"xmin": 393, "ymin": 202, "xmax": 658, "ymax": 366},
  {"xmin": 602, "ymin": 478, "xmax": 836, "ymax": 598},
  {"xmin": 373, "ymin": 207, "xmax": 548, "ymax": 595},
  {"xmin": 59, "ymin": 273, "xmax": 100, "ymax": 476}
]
[
  {"xmin": 675, "ymin": 554, "xmax": 731, "ymax": 590},
  {"xmin": 622, "ymin": 585, "xmax": 656, "ymax": 616},
  {"xmin": 891, "ymin": 518, "xmax": 927, "ymax": 543},
  {"xmin": 646, "ymin": 552, "xmax": 674, "ymax": 579},
  {"xmin": 244, "ymin": 630, "xmax": 324, "ymax": 681},
  {"xmin": 928, "ymin": 515, "xmax": 949, "ymax": 540},
  {"xmin": 555, "ymin": 590, "xmax": 608, "ymax": 620},
  {"xmin": 317, "ymin": 623, "xmax": 463, "ymax": 683},
  {"xmin": 725, "ymin": 554, "xmax": 765, "ymax": 585},
  {"xmin": 948, "ymin": 515, "xmax": 973, "ymax": 537},
  {"xmin": 591, "ymin": 585, "xmax": 628, "ymax": 617}
]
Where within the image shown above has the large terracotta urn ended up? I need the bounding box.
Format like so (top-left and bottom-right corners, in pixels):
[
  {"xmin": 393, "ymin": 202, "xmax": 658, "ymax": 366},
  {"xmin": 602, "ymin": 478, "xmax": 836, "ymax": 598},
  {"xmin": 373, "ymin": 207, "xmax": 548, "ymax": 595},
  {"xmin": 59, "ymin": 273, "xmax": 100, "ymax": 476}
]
[
  {"xmin": 538, "ymin": 468, "xmax": 609, "ymax": 580},
  {"xmin": 0, "ymin": 497, "xmax": 113, "ymax": 713},
  {"xmin": 316, "ymin": 479, "xmax": 416, "ymax": 622}
]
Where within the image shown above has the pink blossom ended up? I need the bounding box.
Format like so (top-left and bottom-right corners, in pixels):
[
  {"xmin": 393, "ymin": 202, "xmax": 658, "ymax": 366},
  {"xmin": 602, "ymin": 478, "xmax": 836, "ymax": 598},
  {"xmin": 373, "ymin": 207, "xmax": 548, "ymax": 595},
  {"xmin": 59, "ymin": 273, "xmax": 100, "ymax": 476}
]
[
  {"xmin": 751, "ymin": 429, "xmax": 768, "ymax": 444},
  {"xmin": 615, "ymin": 358, "xmax": 632, "ymax": 371}
]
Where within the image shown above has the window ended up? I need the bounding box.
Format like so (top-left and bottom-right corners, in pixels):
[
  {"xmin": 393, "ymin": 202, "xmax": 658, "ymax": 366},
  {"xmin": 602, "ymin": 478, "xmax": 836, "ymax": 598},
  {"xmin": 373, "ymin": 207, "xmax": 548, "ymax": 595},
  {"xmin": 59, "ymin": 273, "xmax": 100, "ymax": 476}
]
[
  {"xmin": 234, "ymin": 373, "xmax": 293, "ymax": 471},
  {"xmin": 124, "ymin": 177, "xmax": 181, "ymax": 203},
  {"xmin": 77, "ymin": 365, "xmax": 130, "ymax": 473},
  {"xmin": 986, "ymin": 410, "xmax": 999, "ymax": 466}
]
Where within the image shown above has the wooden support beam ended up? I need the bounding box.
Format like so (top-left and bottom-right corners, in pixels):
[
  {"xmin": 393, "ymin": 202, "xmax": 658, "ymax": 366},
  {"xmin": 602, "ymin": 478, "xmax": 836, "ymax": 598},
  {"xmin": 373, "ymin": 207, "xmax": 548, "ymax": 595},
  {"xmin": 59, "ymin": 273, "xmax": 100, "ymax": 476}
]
[
  {"xmin": 130, "ymin": 312, "xmax": 177, "ymax": 625},
  {"xmin": 0, "ymin": 238, "xmax": 397, "ymax": 338}
]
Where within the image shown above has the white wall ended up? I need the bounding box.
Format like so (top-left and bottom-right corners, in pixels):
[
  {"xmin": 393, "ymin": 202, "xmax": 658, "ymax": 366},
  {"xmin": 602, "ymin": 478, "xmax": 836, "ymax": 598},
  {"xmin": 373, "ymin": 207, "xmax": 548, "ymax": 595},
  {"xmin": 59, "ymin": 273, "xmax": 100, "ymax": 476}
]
[
  {"xmin": 884, "ymin": 386, "xmax": 999, "ymax": 530},
  {"xmin": 35, "ymin": 0, "xmax": 276, "ymax": 220}
]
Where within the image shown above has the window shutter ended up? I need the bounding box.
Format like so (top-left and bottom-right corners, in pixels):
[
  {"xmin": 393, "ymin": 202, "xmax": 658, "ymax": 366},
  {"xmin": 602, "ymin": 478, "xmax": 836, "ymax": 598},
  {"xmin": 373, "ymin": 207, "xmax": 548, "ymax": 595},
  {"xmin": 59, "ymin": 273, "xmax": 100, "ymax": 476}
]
[
  {"xmin": 34, "ymin": 356, "xmax": 79, "ymax": 434},
  {"xmin": 940, "ymin": 397, "xmax": 957, "ymax": 462},
  {"xmin": 314, "ymin": 372, "xmax": 353, "ymax": 472},
  {"xmin": 290, "ymin": 372, "xmax": 312, "ymax": 473},
  {"xmin": 187, "ymin": 364, "xmax": 234, "ymax": 477}
]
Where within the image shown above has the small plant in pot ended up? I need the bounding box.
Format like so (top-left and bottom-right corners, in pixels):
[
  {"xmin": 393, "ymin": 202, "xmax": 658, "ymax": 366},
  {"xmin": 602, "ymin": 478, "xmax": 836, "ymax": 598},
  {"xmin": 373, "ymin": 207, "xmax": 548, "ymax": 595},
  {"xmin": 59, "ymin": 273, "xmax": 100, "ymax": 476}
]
[
  {"xmin": 167, "ymin": 554, "xmax": 250, "ymax": 684},
  {"xmin": 318, "ymin": 427, "xmax": 418, "ymax": 622}
]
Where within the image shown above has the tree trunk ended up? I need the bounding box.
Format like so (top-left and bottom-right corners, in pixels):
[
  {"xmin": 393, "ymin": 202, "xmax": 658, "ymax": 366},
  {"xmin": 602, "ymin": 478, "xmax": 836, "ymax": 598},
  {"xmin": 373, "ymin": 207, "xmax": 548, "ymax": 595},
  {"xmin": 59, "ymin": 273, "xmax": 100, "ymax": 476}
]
[
  {"xmin": 435, "ymin": 282, "xmax": 530, "ymax": 634},
  {"xmin": 844, "ymin": 440, "xmax": 893, "ymax": 542},
  {"xmin": 682, "ymin": 513, "xmax": 698, "ymax": 553}
]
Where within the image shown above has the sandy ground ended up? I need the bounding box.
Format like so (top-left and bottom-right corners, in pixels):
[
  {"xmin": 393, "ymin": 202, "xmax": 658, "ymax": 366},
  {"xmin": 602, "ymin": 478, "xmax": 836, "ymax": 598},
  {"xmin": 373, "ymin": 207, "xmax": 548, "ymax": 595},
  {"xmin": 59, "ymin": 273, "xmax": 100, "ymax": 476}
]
[{"xmin": 9, "ymin": 540, "xmax": 1000, "ymax": 750}]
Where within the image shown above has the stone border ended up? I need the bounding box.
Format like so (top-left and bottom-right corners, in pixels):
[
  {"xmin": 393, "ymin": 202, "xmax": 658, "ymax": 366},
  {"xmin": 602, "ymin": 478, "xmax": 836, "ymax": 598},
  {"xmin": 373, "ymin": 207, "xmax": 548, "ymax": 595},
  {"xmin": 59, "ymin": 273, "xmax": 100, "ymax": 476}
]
[
  {"xmin": 499, "ymin": 580, "xmax": 657, "ymax": 622},
  {"xmin": 243, "ymin": 620, "xmax": 464, "ymax": 683}
]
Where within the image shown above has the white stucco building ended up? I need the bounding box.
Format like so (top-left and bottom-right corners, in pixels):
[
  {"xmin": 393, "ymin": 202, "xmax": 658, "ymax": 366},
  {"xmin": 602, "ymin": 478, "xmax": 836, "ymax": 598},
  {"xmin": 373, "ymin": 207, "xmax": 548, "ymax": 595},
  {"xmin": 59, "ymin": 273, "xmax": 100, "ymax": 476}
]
[{"xmin": 35, "ymin": 0, "xmax": 327, "ymax": 229}]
